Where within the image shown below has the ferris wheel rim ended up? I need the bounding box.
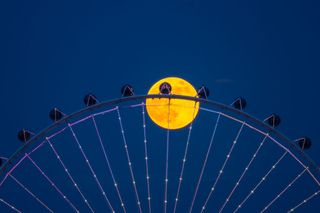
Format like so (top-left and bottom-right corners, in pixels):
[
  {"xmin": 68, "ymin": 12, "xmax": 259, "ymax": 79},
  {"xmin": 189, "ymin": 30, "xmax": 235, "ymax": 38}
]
[{"xmin": 1, "ymin": 94, "xmax": 319, "ymax": 181}]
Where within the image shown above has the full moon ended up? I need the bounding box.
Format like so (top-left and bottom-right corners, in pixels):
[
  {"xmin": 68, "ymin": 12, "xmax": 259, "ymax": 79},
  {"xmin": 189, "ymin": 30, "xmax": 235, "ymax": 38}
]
[{"xmin": 146, "ymin": 77, "xmax": 199, "ymax": 130}]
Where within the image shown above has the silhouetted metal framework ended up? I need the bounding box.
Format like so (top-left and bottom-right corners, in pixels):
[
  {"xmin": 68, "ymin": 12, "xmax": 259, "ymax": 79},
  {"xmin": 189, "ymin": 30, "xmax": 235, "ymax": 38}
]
[{"xmin": 1, "ymin": 94, "xmax": 319, "ymax": 182}]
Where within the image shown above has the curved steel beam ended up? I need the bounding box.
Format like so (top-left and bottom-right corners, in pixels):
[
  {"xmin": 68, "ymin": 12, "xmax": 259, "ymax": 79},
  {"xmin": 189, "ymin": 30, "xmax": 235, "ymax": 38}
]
[{"xmin": 1, "ymin": 94, "xmax": 319, "ymax": 180}]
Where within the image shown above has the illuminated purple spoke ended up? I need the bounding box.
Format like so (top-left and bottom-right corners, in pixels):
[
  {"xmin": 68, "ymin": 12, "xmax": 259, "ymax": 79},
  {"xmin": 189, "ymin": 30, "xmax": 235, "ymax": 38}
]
[
  {"xmin": 46, "ymin": 138, "xmax": 94, "ymax": 212},
  {"xmin": 10, "ymin": 175, "xmax": 53, "ymax": 213},
  {"xmin": 200, "ymin": 122, "xmax": 245, "ymax": 213},
  {"xmin": 287, "ymin": 190, "xmax": 320, "ymax": 212},
  {"xmin": 218, "ymin": 134, "xmax": 268, "ymax": 213},
  {"xmin": 0, "ymin": 155, "xmax": 28, "ymax": 187},
  {"xmin": 26, "ymin": 154, "xmax": 79, "ymax": 212},
  {"xmin": 0, "ymin": 157, "xmax": 52, "ymax": 212},
  {"xmin": 0, "ymin": 198, "xmax": 21, "ymax": 213},
  {"xmin": 260, "ymin": 168, "xmax": 307, "ymax": 213},
  {"xmin": 91, "ymin": 116, "xmax": 126, "ymax": 213},
  {"xmin": 173, "ymin": 104, "xmax": 197, "ymax": 213},
  {"xmin": 189, "ymin": 113, "xmax": 221, "ymax": 213},
  {"xmin": 68, "ymin": 124, "xmax": 114, "ymax": 212},
  {"xmin": 141, "ymin": 103, "xmax": 152, "ymax": 213},
  {"xmin": 233, "ymin": 151, "xmax": 288, "ymax": 213},
  {"xmin": 164, "ymin": 100, "xmax": 171, "ymax": 213},
  {"xmin": 116, "ymin": 107, "xmax": 142, "ymax": 213}
]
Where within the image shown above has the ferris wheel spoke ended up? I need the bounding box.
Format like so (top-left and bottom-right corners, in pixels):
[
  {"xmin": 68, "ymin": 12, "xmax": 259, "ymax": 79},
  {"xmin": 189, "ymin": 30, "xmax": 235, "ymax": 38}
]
[
  {"xmin": 25, "ymin": 154, "xmax": 79, "ymax": 212},
  {"xmin": 0, "ymin": 157, "xmax": 52, "ymax": 212},
  {"xmin": 141, "ymin": 103, "xmax": 152, "ymax": 213},
  {"xmin": 173, "ymin": 103, "xmax": 198, "ymax": 213},
  {"xmin": 233, "ymin": 151, "xmax": 288, "ymax": 213},
  {"xmin": 91, "ymin": 115, "xmax": 127, "ymax": 213},
  {"xmin": 0, "ymin": 197, "xmax": 22, "ymax": 213},
  {"xmin": 1, "ymin": 151, "xmax": 31, "ymax": 187},
  {"xmin": 260, "ymin": 168, "xmax": 307, "ymax": 213},
  {"xmin": 116, "ymin": 107, "xmax": 143, "ymax": 213},
  {"xmin": 46, "ymin": 138, "xmax": 95, "ymax": 212},
  {"xmin": 287, "ymin": 189, "xmax": 320, "ymax": 212},
  {"xmin": 68, "ymin": 125, "xmax": 114, "ymax": 212},
  {"xmin": 218, "ymin": 134, "xmax": 269, "ymax": 213},
  {"xmin": 200, "ymin": 122, "xmax": 245, "ymax": 213},
  {"xmin": 189, "ymin": 113, "xmax": 221, "ymax": 213},
  {"xmin": 164, "ymin": 100, "xmax": 171, "ymax": 213},
  {"xmin": 10, "ymin": 174, "xmax": 53, "ymax": 213},
  {"xmin": 173, "ymin": 123, "xmax": 192, "ymax": 213}
]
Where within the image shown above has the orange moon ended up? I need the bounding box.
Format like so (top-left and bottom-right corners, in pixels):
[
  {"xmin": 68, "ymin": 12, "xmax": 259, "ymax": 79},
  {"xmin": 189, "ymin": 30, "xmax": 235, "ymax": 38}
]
[{"xmin": 146, "ymin": 77, "xmax": 199, "ymax": 130}]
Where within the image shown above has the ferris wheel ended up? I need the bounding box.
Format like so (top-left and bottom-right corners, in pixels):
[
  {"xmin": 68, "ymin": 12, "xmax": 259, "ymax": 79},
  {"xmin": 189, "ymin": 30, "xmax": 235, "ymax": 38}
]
[{"xmin": 0, "ymin": 77, "xmax": 319, "ymax": 213}]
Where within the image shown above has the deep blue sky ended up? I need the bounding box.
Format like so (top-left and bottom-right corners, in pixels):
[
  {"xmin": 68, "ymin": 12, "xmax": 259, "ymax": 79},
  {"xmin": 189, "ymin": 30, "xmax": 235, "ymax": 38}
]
[{"xmin": 0, "ymin": 0, "xmax": 320, "ymax": 212}]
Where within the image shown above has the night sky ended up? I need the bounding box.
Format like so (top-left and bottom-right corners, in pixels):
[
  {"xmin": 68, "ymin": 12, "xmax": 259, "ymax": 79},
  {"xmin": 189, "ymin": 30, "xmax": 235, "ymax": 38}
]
[{"xmin": 0, "ymin": 0, "xmax": 320, "ymax": 212}]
